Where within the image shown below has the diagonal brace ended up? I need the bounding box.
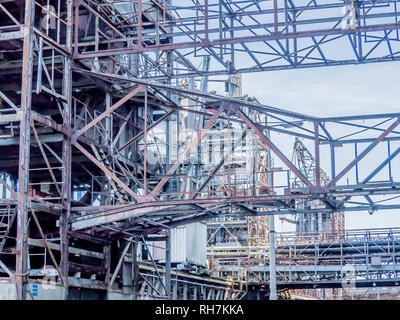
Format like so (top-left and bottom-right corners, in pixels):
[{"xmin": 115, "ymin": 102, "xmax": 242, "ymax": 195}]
[
  {"xmin": 328, "ymin": 117, "xmax": 400, "ymax": 187},
  {"xmin": 74, "ymin": 142, "xmax": 141, "ymax": 202},
  {"xmin": 72, "ymin": 85, "xmax": 145, "ymax": 142},
  {"xmin": 236, "ymin": 108, "xmax": 313, "ymax": 188}
]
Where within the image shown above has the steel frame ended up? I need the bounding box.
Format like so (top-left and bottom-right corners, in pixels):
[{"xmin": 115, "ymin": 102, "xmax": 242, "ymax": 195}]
[
  {"xmin": 0, "ymin": 0, "xmax": 400, "ymax": 300},
  {"xmin": 210, "ymin": 227, "xmax": 400, "ymax": 291}
]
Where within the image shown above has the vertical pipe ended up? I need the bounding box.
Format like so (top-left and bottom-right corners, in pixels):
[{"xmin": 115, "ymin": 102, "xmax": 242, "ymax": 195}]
[
  {"xmin": 95, "ymin": 5, "xmax": 99, "ymax": 52},
  {"xmin": 144, "ymin": 88, "xmax": 148, "ymax": 195},
  {"xmin": 269, "ymin": 214, "xmax": 277, "ymax": 300},
  {"xmin": 104, "ymin": 92, "xmax": 112, "ymax": 204},
  {"xmin": 330, "ymin": 144, "xmax": 336, "ymax": 181},
  {"xmin": 267, "ymin": 128, "xmax": 273, "ymax": 188},
  {"xmin": 355, "ymin": 142, "xmax": 359, "ymax": 184},
  {"xmin": 133, "ymin": 236, "xmax": 139, "ymax": 300},
  {"xmin": 73, "ymin": 0, "xmax": 79, "ymax": 55},
  {"xmin": 227, "ymin": 105, "xmax": 232, "ymax": 196},
  {"xmin": 163, "ymin": 0, "xmax": 166, "ymax": 26},
  {"xmin": 314, "ymin": 122, "xmax": 320, "ymax": 186},
  {"xmin": 165, "ymin": 229, "xmax": 171, "ymax": 299},
  {"xmin": 166, "ymin": 51, "xmax": 173, "ymax": 198},
  {"xmin": 230, "ymin": 17, "xmax": 234, "ymax": 67},
  {"xmin": 1, "ymin": 174, "xmax": 6, "ymax": 198},
  {"xmin": 293, "ymin": 10, "xmax": 298, "ymax": 65},
  {"xmin": 16, "ymin": 0, "xmax": 35, "ymax": 300},
  {"xmin": 219, "ymin": 0, "xmax": 223, "ymax": 57},
  {"xmin": 266, "ymin": 124, "xmax": 277, "ymax": 300}
]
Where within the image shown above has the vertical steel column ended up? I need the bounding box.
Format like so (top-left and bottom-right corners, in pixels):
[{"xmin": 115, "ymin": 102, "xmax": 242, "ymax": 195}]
[
  {"xmin": 73, "ymin": 0, "xmax": 79, "ymax": 55},
  {"xmin": 16, "ymin": 0, "xmax": 35, "ymax": 300},
  {"xmin": 166, "ymin": 51, "xmax": 173, "ymax": 197},
  {"xmin": 60, "ymin": 0, "xmax": 73, "ymax": 297},
  {"xmin": 104, "ymin": 92, "xmax": 112, "ymax": 204},
  {"xmin": 165, "ymin": 229, "xmax": 171, "ymax": 299},
  {"xmin": 138, "ymin": 0, "xmax": 143, "ymax": 46},
  {"xmin": 204, "ymin": 0, "xmax": 209, "ymax": 41},
  {"xmin": 122, "ymin": 245, "xmax": 133, "ymax": 294},
  {"xmin": 314, "ymin": 122, "xmax": 320, "ymax": 186},
  {"xmin": 103, "ymin": 244, "xmax": 111, "ymax": 285},
  {"xmin": 266, "ymin": 123, "xmax": 277, "ymax": 300},
  {"xmin": 268, "ymin": 214, "xmax": 277, "ymax": 300},
  {"xmin": 330, "ymin": 144, "xmax": 336, "ymax": 183},
  {"xmin": 144, "ymin": 88, "xmax": 148, "ymax": 194},
  {"xmin": 132, "ymin": 236, "xmax": 139, "ymax": 300}
]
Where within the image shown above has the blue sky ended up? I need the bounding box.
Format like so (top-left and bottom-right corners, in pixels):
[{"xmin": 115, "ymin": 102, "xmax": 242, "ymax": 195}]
[{"xmin": 242, "ymin": 61, "xmax": 400, "ymax": 231}]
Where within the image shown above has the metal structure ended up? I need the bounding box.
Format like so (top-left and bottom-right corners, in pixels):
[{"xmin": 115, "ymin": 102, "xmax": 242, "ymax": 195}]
[
  {"xmin": 209, "ymin": 227, "xmax": 400, "ymax": 299},
  {"xmin": 0, "ymin": 0, "xmax": 400, "ymax": 300},
  {"xmin": 292, "ymin": 137, "xmax": 345, "ymax": 236}
]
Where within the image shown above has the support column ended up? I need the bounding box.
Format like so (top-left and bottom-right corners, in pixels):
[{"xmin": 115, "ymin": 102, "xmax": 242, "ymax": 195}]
[
  {"xmin": 266, "ymin": 125, "xmax": 277, "ymax": 300},
  {"xmin": 165, "ymin": 229, "xmax": 171, "ymax": 299},
  {"xmin": 132, "ymin": 236, "xmax": 139, "ymax": 300},
  {"xmin": 60, "ymin": 0, "xmax": 73, "ymax": 297},
  {"xmin": 122, "ymin": 259, "xmax": 133, "ymax": 294},
  {"xmin": 16, "ymin": 0, "xmax": 35, "ymax": 301},
  {"xmin": 314, "ymin": 122, "xmax": 320, "ymax": 186},
  {"xmin": 269, "ymin": 214, "xmax": 277, "ymax": 300}
]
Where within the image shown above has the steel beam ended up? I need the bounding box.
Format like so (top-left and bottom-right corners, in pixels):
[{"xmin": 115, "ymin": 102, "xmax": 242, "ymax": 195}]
[
  {"xmin": 236, "ymin": 108, "xmax": 313, "ymax": 188},
  {"xmin": 16, "ymin": 0, "xmax": 35, "ymax": 300}
]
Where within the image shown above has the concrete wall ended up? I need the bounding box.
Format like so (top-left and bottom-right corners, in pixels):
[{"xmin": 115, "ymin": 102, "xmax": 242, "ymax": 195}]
[
  {"xmin": 0, "ymin": 282, "xmax": 142, "ymax": 300},
  {"xmin": 0, "ymin": 282, "xmax": 66, "ymax": 300},
  {"xmin": 25, "ymin": 283, "xmax": 67, "ymax": 300}
]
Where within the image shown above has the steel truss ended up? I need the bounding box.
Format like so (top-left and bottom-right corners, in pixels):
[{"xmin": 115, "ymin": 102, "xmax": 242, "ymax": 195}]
[
  {"xmin": 72, "ymin": 0, "xmax": 400, "ymax": 77},
  {"xmin": 210, "ymin": 228, "xmax": 400, "ymax": 291},
  {"xmin": 0, "ymin": 0, "xmax": 400, "ymax": 300}
]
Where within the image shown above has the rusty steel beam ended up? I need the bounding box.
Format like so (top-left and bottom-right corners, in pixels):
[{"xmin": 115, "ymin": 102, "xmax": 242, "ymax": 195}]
[
  {"xmin": 60, "ymin": 0, "xmax": 74, "ymax": 292},
  {"xmin": 31, "ymin": 112, "xmax": 71, "ymax": 137},
  {"xmin": 75, "ymin": 23, "xmax": 400, "ymax": 59},
  {"xmin": 16, "ymin": 0, "xmax": 35, "ymax": 301},
  {"xmin": 71, "ymin": 205, "xmax": 175, "ymax": 231},
  {"xmin": 236, "ymin": 107, "xmax": 313, "ymax": 188}
]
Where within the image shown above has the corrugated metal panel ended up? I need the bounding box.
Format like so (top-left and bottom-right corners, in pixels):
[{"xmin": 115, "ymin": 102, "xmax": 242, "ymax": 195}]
[
  {"xmin": 185, "ymin": 222, "xmax": 207, "ymax": 267},
  {"xmin": 171, "ymin": 226, "xmax": 186, "ymax": 264},
  {"xmin": 145, "ymin": 224, "xmax": 207, "ymax": 267},
  {"xmin": 150, "ymin": 241, "xmax": 165, "ymax": 261},
  {"xmin": 169, "ymin": 223, "xmax": 207, "ymax": 267}
]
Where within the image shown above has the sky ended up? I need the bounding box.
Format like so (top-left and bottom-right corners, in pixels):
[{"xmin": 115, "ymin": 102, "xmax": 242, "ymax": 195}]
[{"xmin": 241, "ymin": 61, "xmax": 400, "ymax": 231}]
